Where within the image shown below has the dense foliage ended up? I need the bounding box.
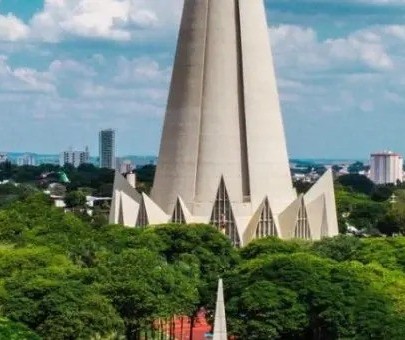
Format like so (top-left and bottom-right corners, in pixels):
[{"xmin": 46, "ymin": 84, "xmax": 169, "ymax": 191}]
[
  {"xmin": 335, "ymin": 174, "xmax": 405, "ymax": 235},
  {"xmin": 0, "ymin": 187, "xmax": 404, "ymax": 338},
  {"xmin": 0, "ymin": 182, "xmax": 38, "ymax": 208},
  {"xmin": 0, "ymin": 194, "xmax": 237, "ymax": 339},
  {"xmin": 226, "ymin": 237, "xmax": 405, "ymax": 339},
  {"xmin": 0, "ymin": 318, "xmax": 40, "ymax": 339}
]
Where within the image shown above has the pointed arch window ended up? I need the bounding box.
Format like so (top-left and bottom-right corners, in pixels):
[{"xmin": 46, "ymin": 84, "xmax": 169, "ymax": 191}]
[
  {"xmin": 256, "ymin": 198, "xmax": 277, "ymax": 238},
  {"xmin": 171, "ymin": 198, "xmax": 186, "ymax": 224},
  {"xmin": 294, "ymin": 198, "xmax": 311, "ymax": 240},
  {"xmin": 210, "ymin": 178, "xmax": 241, "ymax": 247}
]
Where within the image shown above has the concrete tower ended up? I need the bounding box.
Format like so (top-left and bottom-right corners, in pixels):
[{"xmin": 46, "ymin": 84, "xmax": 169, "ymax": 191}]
[
  {"xmin": 110, "ymin": 0, "xmax": 339, "ymax": 246},
  {"xmin": 99, "ymin": 129, "xmax": 116, "ymax": 170}
]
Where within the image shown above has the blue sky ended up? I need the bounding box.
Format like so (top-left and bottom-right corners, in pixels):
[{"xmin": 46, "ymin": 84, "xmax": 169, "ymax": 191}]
[{"xmin": 0, "ymin": 0, "xmax": 404, "ymax": 158}]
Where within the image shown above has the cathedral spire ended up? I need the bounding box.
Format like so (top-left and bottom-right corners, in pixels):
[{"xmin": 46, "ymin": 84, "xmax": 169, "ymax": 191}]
[
  {"xmin": 213, "ymin": 279, "xmax": 227, "ymax": 340},
  {"xmin": 110, "ymin": 0, "xmax": 339, "ymax": 245}
]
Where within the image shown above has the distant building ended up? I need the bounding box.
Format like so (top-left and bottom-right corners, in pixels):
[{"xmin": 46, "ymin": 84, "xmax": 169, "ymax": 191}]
[
  {"xmin": 99, "ymin": 129, "xmax": 116, "ymax": 169},
  {"xmin": 0, "ymin": 153, "xmax": 7, "ymax": 164},
  {"xmin": 115, "ymin": 157, "xmax": 122, "ymax": 172},
  {"xmin": 60, "ymin": 147, "xmax": 90, "ymax": 168},
  {"xmin": 370, "ymin": 151, "xmax": 403, "ymax": 185},
  {"xmin": 36, "ymin": 155, "xmax": 59, "ymax": 166},
  {"xmin": 17, "ymin": 154, "xmax": 36, "ymax": 166},
  {"xmin": 119, "ymin": 159, "xmax": 135, "ymax": 174}
]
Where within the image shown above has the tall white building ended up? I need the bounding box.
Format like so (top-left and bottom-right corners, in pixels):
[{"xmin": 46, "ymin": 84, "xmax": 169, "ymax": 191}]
[
  {"xmin": 17, "ymin": 154, "xmax": 36, "ymax": 166},
  {"xmin": 99, "ymin": 129, "xmax": 116, "ymax": 169},
  {"xmin": 370, "ymin": 151, "xmax": 403, "ymax": 185},
  {"xmin": 60, "ymin": 147, "xmax": 90, "ymax": 168},
  {"xmin": 110, "ymin": 0, "xmax": 339, "ymax": 246}
]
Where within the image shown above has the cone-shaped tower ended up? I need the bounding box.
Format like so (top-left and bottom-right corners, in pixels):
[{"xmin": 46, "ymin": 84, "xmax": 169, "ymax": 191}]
[
  {"xmin": 152, "ymin": 0, "xmax": 295, "ymax": 218},
  {"xmin": 110, "ymin": 0, "xmax": 339, "ymax": 246}
]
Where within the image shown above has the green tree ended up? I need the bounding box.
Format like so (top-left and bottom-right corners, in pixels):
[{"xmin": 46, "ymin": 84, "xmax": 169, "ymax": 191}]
[
  {"xmin": 371, "ymin": 185, "xmax": 394, "ymax": 202},
  {"xmin": 348, "ymin": 201, "xmax": 386, "ymax": 231},
  {"xmin": 347, "ymin": 161, "xmax": 364, "ymax": 174},
  {"xmin": 0, "ymin": 318, "xmax": 41, "ymax": 339},
  {"xmin": 151, "ymin": 224, "xmax": 240, "ymax": 312},
  {"xmin": 226, "ymin": 253, "xmax": 405, "ymax": 339},
  {"xmin": 337, "ymin": 174, "xmax": 375, "ymax": 195},
  {"xmin": 64, "ymin": 191, "xmax": 86, "ymax": 209},
  {"xmin": 240, "ymin": 237, "xmax": 309, "ymax": 260},
  {"xmin": 227, "ymin": 281, "xmax": 307, "ymax": 339},
  {"xmin": 312, "ymin": 235, "xmax": 361, "ymax": 262},
  {"xmin": 0, "ymin": 247, "xmax": 124, "ymax": 339},
  {"xmin": 335, "ymin": 186, "xmax": 387, "ymax": 232},
  {"xmin": 377, "ymin": 205, "xmax": 405, "ymax": 236},
  {"xmin": 2, "ymin": 190, "xmax": 405, "ymax": 339},
  {"xmin": 135, "ymin": 165, "xmax": 156, "ymax": 194},
  {"xmin": 98, "ymin": 248, "xmax": 198, "ymax": 339}
]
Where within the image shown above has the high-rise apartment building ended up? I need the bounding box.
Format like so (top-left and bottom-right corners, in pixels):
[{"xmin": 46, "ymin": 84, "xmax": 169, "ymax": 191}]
[
  {"xmin": 99, "ymin": 129, "xmax": 116, "ymax": 169},
  {"xmin": 17, "ymin": 154, "xmax": 36, "ymax": 166},
  {"xmin": 60, "ymin": 147, "xmax": 90, "ymax": 168},
  {"xmin": 370, "ymin": 151, "xmax": 403, "ymax": 185}
]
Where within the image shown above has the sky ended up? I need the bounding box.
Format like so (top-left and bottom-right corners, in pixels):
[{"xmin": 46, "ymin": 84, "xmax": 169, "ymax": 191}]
[{"xmin": 0, "ymin": 0, "xmax": 404, "ymax": 158}]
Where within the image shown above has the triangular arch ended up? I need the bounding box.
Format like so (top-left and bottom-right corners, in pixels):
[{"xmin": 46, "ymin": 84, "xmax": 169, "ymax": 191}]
[
  {"xmin": 256, "ymin": 197, "xmax": 277, "ymax": 238},
  {"xmin": 294, "ymin": 197, "xmax": 311, "ymax": 240},
  {"xmin": 210, "ymin": 177, "xmax": 241, "ymax": 247},
  {"xmin": 171, "ymin": 198, "xmax": 186, "ymax": 224}
]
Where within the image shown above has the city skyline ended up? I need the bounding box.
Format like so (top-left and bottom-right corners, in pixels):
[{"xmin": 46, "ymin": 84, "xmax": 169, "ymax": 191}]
[{"xmin": 0, "ymin": 0, "xmax": 404, "ymax": 157}]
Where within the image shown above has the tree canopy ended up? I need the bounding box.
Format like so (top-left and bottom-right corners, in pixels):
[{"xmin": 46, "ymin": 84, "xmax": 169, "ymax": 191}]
[
  {"xmin": 0, "ymin": 193, "xmax": 404, "ymax": 339},
  {"xmin": 226, "ymin": 236, "xmax": 405, "ymax": 339},
  {"xmin": 0, "ymin": 194, "xmax": 239, "ymax": 339}
]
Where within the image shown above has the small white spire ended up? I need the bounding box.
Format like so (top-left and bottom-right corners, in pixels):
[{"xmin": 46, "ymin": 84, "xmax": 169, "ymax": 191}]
[{"xmin": 213, "ymin": 279, "xmax": 227, "ymax": 340}]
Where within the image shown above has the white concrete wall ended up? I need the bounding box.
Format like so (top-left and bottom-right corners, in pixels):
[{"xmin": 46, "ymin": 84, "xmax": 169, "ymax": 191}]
[
  {"xmin": 194, "ymin": 0, "xmax": 246, "ymax": 211},
  {"xmin": 239, "ymin": 0, "xmax": 296, "ymax": 213},
  {"xmin": 151, "ymin": 0, "xmax": 209, "ymax": 214},
  {"xmin": 149, "ymin": 0, "xmax": 324, "ymax": 239},
  {"xmin": 370, "ymin": 153, "xmax": 403, "ymax": 184}
]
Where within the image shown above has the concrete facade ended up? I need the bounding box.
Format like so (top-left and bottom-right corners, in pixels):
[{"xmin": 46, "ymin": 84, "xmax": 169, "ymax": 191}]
[
  {"xmin": 370, "ymin": 151, "xmax": 403, "ymax": 185},
  {"xmin": 59, "ymin": 147, "xmax": 90, "ymax": 168},
  {"xmin": 110, "ymin": 0, "xmax": 339, "ymax": 246},
  {"xmin": 99, "ymin": 129, "xmax": 116, "ymax": 170}
]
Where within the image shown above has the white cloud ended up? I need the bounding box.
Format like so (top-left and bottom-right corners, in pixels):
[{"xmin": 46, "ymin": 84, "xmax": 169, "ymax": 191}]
[
  {"xmin": 271, "ymin": 25, "xmax": 394, "ymax": 71},
  {"xmin": 114, "ymin": 57, "xmax": 171, "ymax": 84},
  {"xmin": 0, "ymin": 1, "xmax": 404, "ymax": 156},
  {"xmin": 0, "ymin": 54, "xmax": 169, "ymax": 123},
  {"xmin": 267, "ymin": 22, "xmax": 405, "ymax": 157},
  {"xmin": 49, "ymin": 59, "xmax": 96, "ymax": 77},
  {"xmin": 30, "ymin": 0, "xmax": 135, "ymax": 41},
  {"xmin": 0, "ymin": 56, "xmax": 54, "ymax": 93},
  {"xmin": 0, "ymin": 14, "xmax": 29, "ymax": 41},
  {"xmin": 0, "ymin": 0, "xmax": 182, "ymax": 43},
  {"xmin": 383, "ymin": 25, "xmax": 405, "ymax": 39}
]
